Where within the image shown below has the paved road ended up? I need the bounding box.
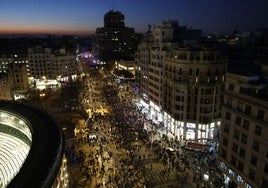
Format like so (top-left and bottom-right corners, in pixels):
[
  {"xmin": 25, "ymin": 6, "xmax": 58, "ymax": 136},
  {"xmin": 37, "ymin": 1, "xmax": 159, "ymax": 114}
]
[
  {"xmin": 64, "ymin": 70, "xmax": 212, "ymax": 188},
  {"xmin": 66, "ymin": 139, "xmax": 197, "ymax": 188}
]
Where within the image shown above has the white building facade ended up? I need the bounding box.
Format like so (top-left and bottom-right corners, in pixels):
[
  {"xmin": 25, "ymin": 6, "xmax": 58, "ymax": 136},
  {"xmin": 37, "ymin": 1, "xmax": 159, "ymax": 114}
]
[
  {"xmin": 135, "ymin": 20, "xmax": 227, "ymax": 142},
  {"xmin": 27, "ymin": 46, "xmax": 77, "ymax": 83}
]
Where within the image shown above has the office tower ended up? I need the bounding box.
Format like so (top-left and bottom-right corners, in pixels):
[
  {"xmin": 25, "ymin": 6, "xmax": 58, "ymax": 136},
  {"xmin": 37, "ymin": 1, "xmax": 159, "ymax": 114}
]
[
  {"xmin": 135, "ymin": 20, "xmax": 227, "ymax": 141},
  {"xmin": 95, "ymin": 10, "xmax": 138, "ymax": 62},
  {"xmin": 218, "ymin": 63, "xmax": 268, "ymax": 188}
]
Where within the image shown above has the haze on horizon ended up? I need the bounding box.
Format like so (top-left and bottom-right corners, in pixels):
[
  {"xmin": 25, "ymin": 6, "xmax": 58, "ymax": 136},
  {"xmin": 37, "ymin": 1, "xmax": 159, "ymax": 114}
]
[{"xmin": 1, "ymin": 0, "xmax": 268, "ymax": 36}]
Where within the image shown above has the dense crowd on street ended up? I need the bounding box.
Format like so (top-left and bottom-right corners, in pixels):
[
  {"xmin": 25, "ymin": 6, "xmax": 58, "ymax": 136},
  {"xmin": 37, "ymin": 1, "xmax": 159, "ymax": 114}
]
[{"xmin": 65, "ymin": 68, "xmax": 223, "ymax": 188}]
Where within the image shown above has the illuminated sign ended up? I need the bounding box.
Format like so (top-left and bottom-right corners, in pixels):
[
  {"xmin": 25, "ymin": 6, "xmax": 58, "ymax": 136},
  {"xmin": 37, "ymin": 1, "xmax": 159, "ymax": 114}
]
[{"xmin": 187, "ymin": 123, "xmax": 196, "ymax": 128}]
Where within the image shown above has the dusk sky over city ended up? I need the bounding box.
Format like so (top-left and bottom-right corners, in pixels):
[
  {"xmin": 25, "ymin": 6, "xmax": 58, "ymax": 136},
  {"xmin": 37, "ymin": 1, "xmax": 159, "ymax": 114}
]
[{"xmin": 1, "ymin": 0, "xmax": 268, "ymax": 35}]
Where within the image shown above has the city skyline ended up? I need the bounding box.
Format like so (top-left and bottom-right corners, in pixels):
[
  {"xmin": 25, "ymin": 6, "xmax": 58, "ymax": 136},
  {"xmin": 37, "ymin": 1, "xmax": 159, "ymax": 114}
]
[{"xmin": 1, "ymin": 0, "xmax": 268, "ymax": 36}]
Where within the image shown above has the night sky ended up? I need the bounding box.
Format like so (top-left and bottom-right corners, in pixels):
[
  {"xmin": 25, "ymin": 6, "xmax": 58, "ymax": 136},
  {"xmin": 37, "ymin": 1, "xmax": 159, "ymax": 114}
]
[{"xmin": 1, "ymin": 0, "xmax": 268, "ymax": 35}]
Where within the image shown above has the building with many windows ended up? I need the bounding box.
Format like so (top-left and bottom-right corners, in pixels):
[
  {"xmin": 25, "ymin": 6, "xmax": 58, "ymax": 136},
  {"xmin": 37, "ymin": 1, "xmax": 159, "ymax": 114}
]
[
  {"xmin": 0, "ymin": 76, "xmax": 11, "ymax": 100},
  {"xmin": 27, "ymin": 46, "xmax": 77, "ymax": 82},
  {"xmin": 0, "ymin": 56, "xmax": 29, "ymax": 75},
  {"xmin": 115, "ymin": 59, "xmax": 136, "ymax": 76},
  {"xmin": 95, "ymin": 10, "xmax": 138, "ymax": 62},
  {"xmin": 0, "ymin": 56, "xmax": 29, "ymax": 100},
  {"xmin": 135, "ymin": 20, "xmax": 227, "ymax": 141},
  {"xmin": 7, "ymin": 62, "xmax": 29, "ymax": 100},
  {"xmin": 1, "ymin": 46, "xmax": 78, "ymax": 98},
  {"xmin": 0, "ymin": 57, "xmax": 12, "ymax": 74},
  {"xmin": 218, "ymin": 65, "xmax": 268, "ymax": 188}
]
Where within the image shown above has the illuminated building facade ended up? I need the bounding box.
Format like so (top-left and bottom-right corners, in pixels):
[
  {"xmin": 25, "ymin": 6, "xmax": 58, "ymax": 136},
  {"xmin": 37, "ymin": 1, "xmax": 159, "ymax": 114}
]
[
  {"xmin": 0, "ymin": 76, "xmax": 11, "ymax": 100},
  {"xmin": 7, "ymin": 62, "xmax": 29, "ymax": 100},
  {"xmin": 0, "ymin": 56, "xmax": 29, "ymax": 75},
  {"xmin": 115, "ymin": 59, "xmax": 136, "ymax": 76},
  {"xmin": 0, "ymin": 101, "xmax": 68, "ymax": 188},
  {"xmin": 27, "ymin": 46, "xmax": 77, "ymax": 82},
  {"xmin": 95, "ymin": 10, "xmax": 138, "ymax": 61},
  {"xmin": 135, "ymin": 20, "xmax": 227, "ymax": 141},
  {"xmin": 0, "ymin": 57, "xmax": 12, "ymax": 74},
  {"xmin": 163, "ymin": 48, "xmax": 226, "ymax": 140},
  {"xmin": 0, "ymin": 56, "xmax": 29, "ymax": 100},
  {"xmin": 219, "ymin": 71, "xmax": 268, "ymax": 188}
]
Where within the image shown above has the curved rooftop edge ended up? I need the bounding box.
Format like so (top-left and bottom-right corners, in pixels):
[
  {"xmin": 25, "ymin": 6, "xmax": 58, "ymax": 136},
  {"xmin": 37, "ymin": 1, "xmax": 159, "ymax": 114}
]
[{"xmin": 0, "ymin": 100, "xmax": 65, "ymax": 188}]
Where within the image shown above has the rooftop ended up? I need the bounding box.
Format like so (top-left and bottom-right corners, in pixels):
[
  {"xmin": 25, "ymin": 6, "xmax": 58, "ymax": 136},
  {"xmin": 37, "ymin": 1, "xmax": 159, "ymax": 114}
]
[{"xmin": 0, "ymin": 100, "xmax": 64, "ymax": 188}]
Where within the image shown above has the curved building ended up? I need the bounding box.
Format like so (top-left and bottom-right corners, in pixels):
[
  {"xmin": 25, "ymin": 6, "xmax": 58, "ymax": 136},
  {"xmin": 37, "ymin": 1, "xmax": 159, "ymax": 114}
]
[
  {"xmin": 0, "ymin": 100, "xmax": 68, "ymax": 188},
  {"xmin": 135, "ymin": 20, "xmax": 226, "ymax": 141}
]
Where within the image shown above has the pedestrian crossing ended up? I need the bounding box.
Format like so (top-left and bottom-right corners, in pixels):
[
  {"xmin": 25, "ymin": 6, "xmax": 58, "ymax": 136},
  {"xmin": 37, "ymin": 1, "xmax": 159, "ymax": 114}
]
[{"xmin": 145, "ymin": 165, "xmax": 182, "ymax": 185}]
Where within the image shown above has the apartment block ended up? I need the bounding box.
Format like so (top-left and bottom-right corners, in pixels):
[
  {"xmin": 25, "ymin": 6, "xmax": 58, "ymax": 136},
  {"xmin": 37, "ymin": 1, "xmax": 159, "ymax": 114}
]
[
  {"xmin": 0, "ymin": 76, "xmax": 12, "ymax": 100},
  {"xmin": 135, "ymin": 20, "xmax": 227, "ymax": 141},
  {"xmin": 219, "ymin": 71, "xmax": 268, "ymax": 188},
  {"xmin": 0, "ymin": 56, "xmax": 29, "ymax": 100},
  {"xmin": 7, "ymin": 62, "xmax": 29, "ymax": 100},
  {"xmin": 27, "ymin": 46, "xmax": 77, "ymax": 81},
  {"xmin": 0, "ymin": 57, "xmax": 12, "ymax": 74}
]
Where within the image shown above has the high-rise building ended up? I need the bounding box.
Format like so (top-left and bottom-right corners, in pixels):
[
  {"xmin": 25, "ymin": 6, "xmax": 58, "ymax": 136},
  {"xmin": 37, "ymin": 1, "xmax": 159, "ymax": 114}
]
[
  {"xmin": 95, "ymin": 10, "xmax": 138, "ymax": 62},
  {"xmin": 135, "ymin": 20, "xmax": 227, "ymax": 141},
  {"xmin": 218, "ymin": 63, "xmax": 268, "ymax": 188}
]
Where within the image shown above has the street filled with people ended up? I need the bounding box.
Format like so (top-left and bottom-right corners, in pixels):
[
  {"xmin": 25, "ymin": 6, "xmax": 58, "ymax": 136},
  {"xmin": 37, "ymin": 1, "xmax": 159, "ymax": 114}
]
[{"xmin": 65, "ymin": 67, "xmax": 222, "ymax": 188}]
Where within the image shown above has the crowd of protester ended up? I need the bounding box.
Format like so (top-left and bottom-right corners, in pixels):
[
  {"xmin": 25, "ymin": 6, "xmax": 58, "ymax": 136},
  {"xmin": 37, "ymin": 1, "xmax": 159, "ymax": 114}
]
[{"xmin": 66, "ymin": 69, "xmax": 222, "ymax": 188}]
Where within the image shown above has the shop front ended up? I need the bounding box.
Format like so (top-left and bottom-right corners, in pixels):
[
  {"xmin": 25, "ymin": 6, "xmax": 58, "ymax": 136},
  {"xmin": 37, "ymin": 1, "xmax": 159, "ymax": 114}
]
[{"xmin": 220, "ymin": 161, "xmax": 253, "ymax": 188}]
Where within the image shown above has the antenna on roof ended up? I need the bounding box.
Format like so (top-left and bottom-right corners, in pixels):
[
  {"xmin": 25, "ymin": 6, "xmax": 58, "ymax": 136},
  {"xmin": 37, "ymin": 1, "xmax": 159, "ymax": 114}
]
[
  {"xmin": 108, "ymin": 0, "xmax": 113, "ymax": 10},
  {"xmin": 115, "ymin": 0, "xmax": 118, "ymax": 10},
  {"xmin": 108, "ymin": 0, "xmax": 118, "ymax": 11}
]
